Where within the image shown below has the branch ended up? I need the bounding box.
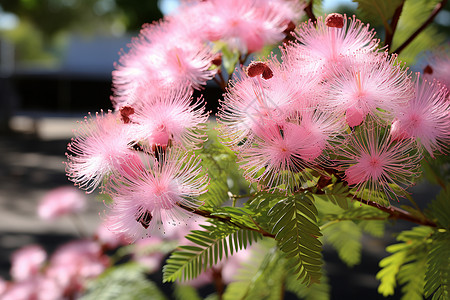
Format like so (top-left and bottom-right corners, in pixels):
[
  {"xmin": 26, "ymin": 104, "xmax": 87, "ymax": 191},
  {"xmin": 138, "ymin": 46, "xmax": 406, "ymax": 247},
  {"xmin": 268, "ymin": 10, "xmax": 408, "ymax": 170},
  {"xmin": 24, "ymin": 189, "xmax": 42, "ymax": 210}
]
[
  {"xmin": 351, "ymin": 196, "xmax": 437, "ymax": 227},
  {"xmin": 392, "ymin": 0, "xmax": 447, "ymax": 54},
  {"xmin": 304, "ymin": 0, "xmax": 317, "ymax": 24},
  {"xmin": 384, "ymin": 0, "xmax": 405, "ymax": 52},
  {"xmin": 178, "ymin": 203, "xmax": 275, "ymax": 238}
]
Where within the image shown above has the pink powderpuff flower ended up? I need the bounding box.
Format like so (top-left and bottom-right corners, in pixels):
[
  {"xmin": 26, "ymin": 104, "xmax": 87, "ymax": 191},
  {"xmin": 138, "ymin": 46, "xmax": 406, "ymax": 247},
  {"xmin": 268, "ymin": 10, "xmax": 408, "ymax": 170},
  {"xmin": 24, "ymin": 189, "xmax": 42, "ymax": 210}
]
[
  {"xmin": 286, "ymin": 14, "xmax": 379, "ymax": 79},
  {"xmin": 218, "ymin": 58, "xmax": 322, "ymax": 151},
  {"xmin": 325, "ymin": 52, "xmax": 412, "ymax": 127},
  {"xmin": 46, "ymin": 240, "xmax": 109, "ymax": 297},
  {"xmin": 10, "ymin": 245, "xmax": 47, "ymax": 281},
  {"xmin": 336, "ymin": 120, "xmax": 422, "ymax": 201},
  {"xmin": 105, "ymin": 148, "xmax": 209, "ymax": 241},
  {"xmin": 38, "ymin": 186, "xmax": 86, "ymax": 220},
  {"xmin": 111, "ymin": 19, "xmax": 217, "ymax": 109},
  {"xmin": 130, "ymin": 86, "xmax": 209, "ymax": 149},
  {"xmin": 238, "ymin": 110, "xmax": 343, "ymax": 191},
  {"xmin": 390, "ymin": 76, "xmax": 450, "ymax": 157},
  {"xmin": 65, "ymin": 110, "xmax": 139, "ymax": 193},
  {"xmin": 196, "ymin": 0, "xmax": 303, "ymax": 53},
  {"xmin": 423, "ymin": 44, "xmax": 450, "ymax": 89}
]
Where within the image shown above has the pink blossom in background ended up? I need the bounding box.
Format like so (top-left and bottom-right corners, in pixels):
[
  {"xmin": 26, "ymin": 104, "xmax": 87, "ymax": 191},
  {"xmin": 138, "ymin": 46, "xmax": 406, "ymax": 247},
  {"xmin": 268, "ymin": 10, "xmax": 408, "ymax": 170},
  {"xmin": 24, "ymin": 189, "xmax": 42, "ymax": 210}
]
[
  {"xmin": 337, "ymin": 121, "xmax": 422, "ymax": 200},
  {"xmin": 46, "ymin": 240, "xmax": 109, "ymax": 297},
  {"xmin": 66, "ymin": 111, "xmax": 138, "ymax": 193},
  {"xmin": 423, "ymin": 45, "xmax": 450, "ymax": 89},
  {"xmin": 390, "ymin": 76, "xmax": 450, "ymax": 157},
  {"xmin": 95, "ymin": 220, "xmax": 130, "ymax": 250},
  {"xmin": 10, "ymin": 245, "xmax": 47, "ymax": 282},
  {"xmin": 130, "ymin": 86, "xmax": 209, "ymax": 149},
  {"xmin": 131, "ymin": 236, "xmax": 166, "ymax": 273},
  {"xmin": 194, "ymin": 0, "xmax": 303, "ymax": 53},
  {"xmin": 38, "ymin": 186, "xmax": 86, "ymax": 220},
  {"xmin": 105, "ymin": 148, "xmax": 209, "ymax": 241},
  {"xmin": 112, "ymin": 18, "xmax": 217, "ymax": 109}
]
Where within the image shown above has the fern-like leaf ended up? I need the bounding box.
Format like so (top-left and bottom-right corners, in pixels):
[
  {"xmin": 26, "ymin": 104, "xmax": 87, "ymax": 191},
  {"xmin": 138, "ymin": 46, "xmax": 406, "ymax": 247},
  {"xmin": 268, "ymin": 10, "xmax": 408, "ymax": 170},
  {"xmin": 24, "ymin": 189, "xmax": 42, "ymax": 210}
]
[
  {"xmin": 424, "ymin": 231, "xmax": 450, "ymax": 300},
  {"xmin": 81, "ymin": 263, "xmax": 167, "ymax": 300},
  {"xmin": 322, "ymin": 220, "xmax": 362, "ymax": 267},
  {"xmin": 426, "ymin": 184, "xmax": 450, "ymax": 229},
  {"xmin": 163, "ymin": 223, "xmax": 262, "ymax": 282},
  {"xmin": 269, "ymin": 193, "xmax": 322, "ymax": 285},
  {"xmin": 376, "ymin": 226, "xmax": 434, "ymax": 297},
  {"xmin": 313, "ymin": 182, "xmax": 349, "ymax": 209}
]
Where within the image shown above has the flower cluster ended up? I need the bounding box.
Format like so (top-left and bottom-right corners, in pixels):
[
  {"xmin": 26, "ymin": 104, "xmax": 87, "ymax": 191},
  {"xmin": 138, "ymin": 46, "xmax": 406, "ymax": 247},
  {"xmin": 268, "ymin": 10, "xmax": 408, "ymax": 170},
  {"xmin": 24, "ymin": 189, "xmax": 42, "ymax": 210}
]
[
  {"xmin": 218, "ymin": 13, "xmax": 449, "ymax": 199},
  {"xmin": 65, "ymin": 3, "xmax": 449, "ymax": 242},
  {"xmin": 65, "ymin": 0, "xmax": 304, "ymax": 241}
]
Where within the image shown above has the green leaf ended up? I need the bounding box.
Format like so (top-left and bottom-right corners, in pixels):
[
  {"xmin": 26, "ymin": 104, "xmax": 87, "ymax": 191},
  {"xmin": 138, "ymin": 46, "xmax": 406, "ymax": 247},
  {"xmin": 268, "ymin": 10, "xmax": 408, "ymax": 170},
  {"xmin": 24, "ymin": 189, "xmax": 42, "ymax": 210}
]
[
  {"xmin": 424, "ymin": 231, "xmax": 450, "ymax": 300},
  {"xmin": 285, "ymin": 263, "xmax": 331, "ymax": 300},
  {"xmin": 376, "ymin": 226, "xmax": 435, "ymax": 297},
  {"xmin": 312, "ymin": 182, "xmax": 349, "ymax": 209},
  {"xmin": 391, "ymin": 0, "xmax": 445, "ymax": 63},
  {"xmin": 163, "ymin": 223, "xmax": 262, "ymax": 282},
  {"xmin": 173, "ymin": 283, "xmax": 202, "ymax": 300},
  {"xmin": 353, "ymin": 0, "xmax": 403, "ymax": 29},
  {"xmin": 81, "ymin": 263, "xmax": 167, "ymax": 300},
  {"xmin": 426, "ymin": 184, "xmax": 450, "ymax": 229},
  {"xmin": 269, "ymin": 193, "xmax": 323, "ymax": 285},
  {"xmin": 322, "ymin": 220, "xmax": 362, "ymax": 267}
]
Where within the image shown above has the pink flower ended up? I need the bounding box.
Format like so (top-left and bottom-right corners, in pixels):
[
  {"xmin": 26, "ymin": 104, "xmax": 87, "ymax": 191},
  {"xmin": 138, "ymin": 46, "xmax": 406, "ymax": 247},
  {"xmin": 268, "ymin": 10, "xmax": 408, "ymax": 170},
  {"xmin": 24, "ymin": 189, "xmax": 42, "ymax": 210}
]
[
  {"xmin": 130, "ymin": 86, "xmax": 208, "ymax": 149},
  {"xmin": 336, "ymin": 121, "xmax": 422, "ymax": 201},
  {"xmin": 46, "ymin": 240, "xmax": 109, "ymax": 296},
  {"xmin": 105, "ymin": 148, "xmax": 209, "ymax": 241},
  {"xmin": 38, "ymin": 186, "xmax": 86, "ymax": 220},
  {"xmin": 10, "ymin": 245, "xmax": 47, "ymax": 281},
  {"xmin": 287, "ymin": 14, "xmax": 379, "ymax": 78},
  {"xmin": 65, "ymin": 111, "xmax": 138, "ymax": 193},
  {"xmin": 390, "ymin": 76, "xmax": 450, "ymax": 157},
  {"xmin": 194, "ymin": 0, "xmax": 303, "ymax": 53},
  {"xmin": 325, "ymin": 52, "xmax": 412, "ymax": 126},
  {"xmin": 112, "ymin": 19, "xmax": 217, "ymax": 109}
]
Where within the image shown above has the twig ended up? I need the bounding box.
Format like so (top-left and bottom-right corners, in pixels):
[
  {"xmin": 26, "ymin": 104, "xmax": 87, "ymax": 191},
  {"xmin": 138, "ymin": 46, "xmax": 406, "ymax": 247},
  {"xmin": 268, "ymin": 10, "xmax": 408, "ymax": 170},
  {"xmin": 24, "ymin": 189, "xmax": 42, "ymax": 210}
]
[
  {"xmin": 392, "ymin": 0, "xmax": 447, "ymax": 54},
  {"xmin": 351, "ymin": 196, "xmax": 437, "ymax": 227},
  {"xmin": 212, "ymin": 267, "xmax": 225, "ymax": 300},
  {"xmin": 384, "ymin": 0, "xmax": 405, "ymax": 51},
  {"xmin": 304, "ymin": 0, "xmax": 317, "ymax": 24},
  {"xmin": 177, "ymin": 203, "xmax": 275, "ymax": 238}
]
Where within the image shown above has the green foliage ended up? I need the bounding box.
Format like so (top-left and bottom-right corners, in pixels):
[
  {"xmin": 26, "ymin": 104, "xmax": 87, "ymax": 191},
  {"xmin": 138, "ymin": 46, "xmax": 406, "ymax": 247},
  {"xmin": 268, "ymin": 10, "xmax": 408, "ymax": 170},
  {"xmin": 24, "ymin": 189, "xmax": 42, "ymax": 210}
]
[
  {"xmin": 376, "ymin": 226, "xmax": 434, "ymax": 297},
  {"xmin": 285, "ymin": 265, "xmax": 330, "ymax": 300},
  {"xmin": 322, "ymin": 220, "xmax": 362, "ymax": 267},
  {"xmin": 268, "ymin": 193, "xmax": 323, "ymax": 285},
  {"xmin": 198, "ymin": 131, "xmax": 248, "ymax": 207},
  {"xmin": 312, "ymin": 181, "xmax": 349, "ymax": 210},
  {"xmin": 424, "ymin": 231, "xmax": 450, "ymax": 300},
  {"xmin": 353, "ymin": 0, "xmax": 403, "ymax": 29},
  {"xmin": 163, "ymin": 222, "xmax": 262, "ymax": 282},
  {"xmin": 173, "ymin": 283, "xmax": 202, "ymax": 300},
  {"xmin": 223, "ymin": 242, "xmax": 285, "ymax": 300},
  {"xmin": 391, "ymin": 0, "xmax": 444, "ymax": 63},
  {"xmin": 426, "ymin": 184, "xmax": 450, "ymax": 229},
  {"xmin": 81, "ymin": 263, "xmax": 166, "ymax": 300}
]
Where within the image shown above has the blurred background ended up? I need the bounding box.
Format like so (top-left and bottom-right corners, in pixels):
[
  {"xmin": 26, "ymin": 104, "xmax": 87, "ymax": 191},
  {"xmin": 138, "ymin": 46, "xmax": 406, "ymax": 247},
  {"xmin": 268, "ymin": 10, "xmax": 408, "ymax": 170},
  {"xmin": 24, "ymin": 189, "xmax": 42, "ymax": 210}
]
[{"xmin": 0, "ymin": 0, "xmax": 449, "ymax": 299}]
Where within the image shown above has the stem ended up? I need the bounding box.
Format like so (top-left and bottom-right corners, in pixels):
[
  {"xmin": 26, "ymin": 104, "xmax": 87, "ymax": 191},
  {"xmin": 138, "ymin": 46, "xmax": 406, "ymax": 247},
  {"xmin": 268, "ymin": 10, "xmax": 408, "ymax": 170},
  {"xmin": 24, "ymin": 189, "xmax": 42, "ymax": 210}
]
[
  {"xmin": 177, "ymin": 203, "xmax": 275, "ymax": 238},
  {"xmin": 304, "ymin": 0, "xmax": 317, "ymax": 24},
  {"xmin": 351, "ymin": 196, "xmax": 437, "ymax": 227},
  {"xmin": 212, "ymin": 267, "xmax": 225, "ymax": 300},
  {"xmin": 384, "ymin": 0, "xmax": 405, "ymax": 51},
  {"xmin": 392, "ymin": 0, "xmax": 447, "ymax": 54}
]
